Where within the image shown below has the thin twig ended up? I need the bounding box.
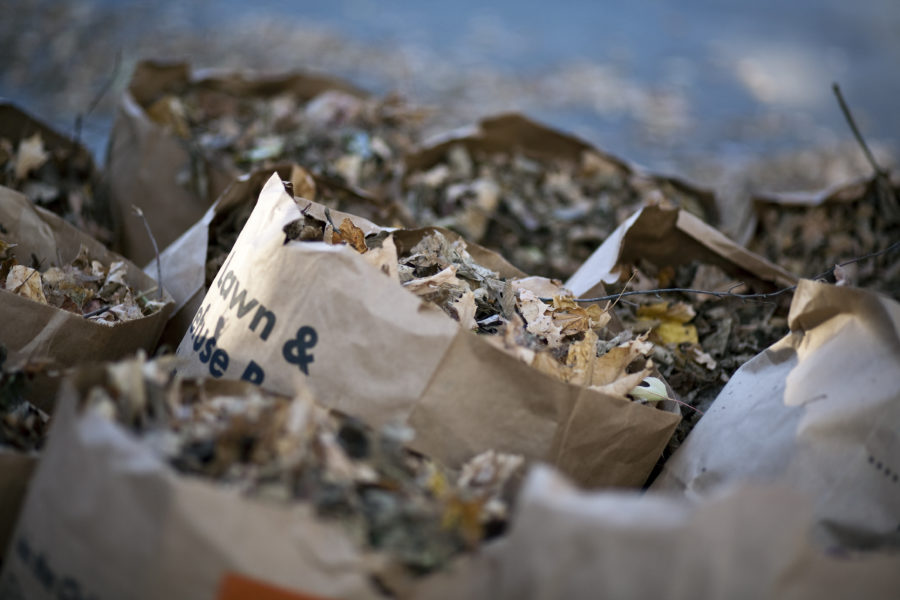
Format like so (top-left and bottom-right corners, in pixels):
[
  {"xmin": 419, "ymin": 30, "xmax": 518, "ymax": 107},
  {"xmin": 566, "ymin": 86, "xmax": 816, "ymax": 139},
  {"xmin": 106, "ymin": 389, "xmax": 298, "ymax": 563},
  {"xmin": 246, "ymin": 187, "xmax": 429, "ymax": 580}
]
[
  {"xmin": 10, "ymin": 259, "xmax": 45, "ymax": 294},
  {"xmin": 83, "ymin": 305, "xmax": 111, "ymax": 319},
  {"xmin": 558, "ymin": 285, "xmax": 796, "ymax": 304},
  {"xmin": 832, "ymin": 83, "xmax": 887, "ymax": 177},
  {"xmin": 833, "ymin": 82, "xmax": 900, "ymax": 223},
  {"xmin": 132, "ymin": 205, "xmax": 163, "ymax": 300},
  {"xmin": 73, "ymin": 49, "xmax": 122, "ymax": 149},
  {"xmin": 558, "ymin": 239, "xmax": 900, "ymax": 303},
  {"xmin": 666, "ymin": 396, "xmax": 704, "ymax": 416},
  {"xmin": 810, "ymin": 239, "xmax": 900, "ymax": 280},
  {"xmin": 323, "ymin": 207, "xmax": 338, "ymax": 231}
]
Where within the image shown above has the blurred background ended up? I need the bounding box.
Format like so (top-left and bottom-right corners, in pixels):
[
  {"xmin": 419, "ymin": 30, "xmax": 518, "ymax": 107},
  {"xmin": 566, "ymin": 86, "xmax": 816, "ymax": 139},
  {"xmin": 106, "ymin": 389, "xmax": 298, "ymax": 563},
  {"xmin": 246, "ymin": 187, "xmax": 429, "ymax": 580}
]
[{"xmin": 2, "ymin": 0, "xmax": 898, "ymax": 226}]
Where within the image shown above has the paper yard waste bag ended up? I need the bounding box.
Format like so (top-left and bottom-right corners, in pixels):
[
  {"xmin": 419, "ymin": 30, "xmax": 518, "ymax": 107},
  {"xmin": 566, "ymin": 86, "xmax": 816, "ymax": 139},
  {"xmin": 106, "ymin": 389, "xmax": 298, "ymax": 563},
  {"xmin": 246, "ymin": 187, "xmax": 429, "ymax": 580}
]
[
  {"xmin": 0, "ymin": 185, "xmax": 172, "ymax": 367},
  {"xmin": 176, "ymin": 174, "xmax": 680, "ymax": 488},
  {"xmin": 748, "ymin": 172, "xmax": 900, "ymax": 299},
  {"xmin": 412, "ymin": 466, "xmax": 900, "ymax": 600},
  {"xmin": 653, "ymin": 280, "xmax": 900, "ymax": 550},
  {"xmin": 0, "ymin": 102, "xmax": 114, "ymax": 246},
  {"xmin": 0, "ymin": 353, "xmax": 52, "ymax": 562},
  {"xmin": 565, "ymin": 203, "xmax": 796, "ymax": 299},
  {"xmin": 0, "ymin": 357, "xmax": 527, "ymax": 599},
  {"xmin": 0, "ymin": 375, "xmax": 381, "ymax": 599},
  {"xmin": 564, "ymin": 203, "xmax": 797, "ymax": 415},
  {"xmin": 401, "ymin": 113, "xmax": 717, "ymax": 280},
  {"xmin": 151, "ymin": 163, "xmax": 402, "ymax": 348},
  {"xmin": 0, "ymin": 449, "xmax": 36, "ymax": 562},
  {"xmin": 107, "ymin": 60, "xmax": 417, "ymax": 265}
]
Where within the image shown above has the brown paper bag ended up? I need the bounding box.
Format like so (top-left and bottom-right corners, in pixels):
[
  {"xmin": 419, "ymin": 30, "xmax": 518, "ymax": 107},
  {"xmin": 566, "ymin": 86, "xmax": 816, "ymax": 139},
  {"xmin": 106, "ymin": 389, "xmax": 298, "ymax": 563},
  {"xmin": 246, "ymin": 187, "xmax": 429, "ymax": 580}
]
[
  {"xmin": 176, "ymin": 173, "xmax": 680, "ymax": 488},
  {"xmin": 412, "ymin": 465, "xmax": 900, "ymax": 600},
  {"xmin": 563, "ymin": 203, "xmax": 798, "ymax": 414},
  {"xmin": 0, "ymin": 186, "xmax": 173, "ymax": 367},
  {"xmin": 0, "ymin": 449, "xmax": 36, "ymax": 562},
  {"xmin": 0, "ymin": 378, "xmax": 385, "ymax": 600},
  {"xmin": 0, "ymin": 102, "xmax": 113, "ymax": 246},
  {"xmin": 565, "ymin": 203, "xmax": 797, "ymax": 299},
  {"xmin": 652, "ymin": 280, "xmax": 900, "ymax": 550},
  {"xmin": 401, "ymin": 113, "xmax": 718, "ymax": 280},
  {"xmin": 152, "ymin": 163, "xmax": 407, "ymax": 348},
  {"xmin": 106, "ymin": 60, "xmax": 405, "ymax": 266},
  {"xmin": 747, "ymin": 173, "xmax": 900, "ymax": 298}
]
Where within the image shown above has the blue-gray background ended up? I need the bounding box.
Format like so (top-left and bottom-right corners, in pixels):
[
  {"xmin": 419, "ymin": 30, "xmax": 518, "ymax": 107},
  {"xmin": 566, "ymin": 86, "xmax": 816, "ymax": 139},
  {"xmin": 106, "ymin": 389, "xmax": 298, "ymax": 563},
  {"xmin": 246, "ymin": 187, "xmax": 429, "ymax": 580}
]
[{"xmin": 2, "ymin": 0, "xmax": 897, "ymax": 206}]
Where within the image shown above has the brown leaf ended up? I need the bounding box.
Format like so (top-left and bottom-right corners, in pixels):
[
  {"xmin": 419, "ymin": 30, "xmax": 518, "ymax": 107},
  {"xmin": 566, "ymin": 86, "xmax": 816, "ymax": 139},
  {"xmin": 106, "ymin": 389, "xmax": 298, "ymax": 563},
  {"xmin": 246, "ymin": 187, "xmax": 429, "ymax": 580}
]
[
  {"xmin": 332, "ymin": 217, "xmax": 368, "ymax": 254},
  {"xmin": 590, "ymin": 337, "xmax": 654, "ymax": 388}
]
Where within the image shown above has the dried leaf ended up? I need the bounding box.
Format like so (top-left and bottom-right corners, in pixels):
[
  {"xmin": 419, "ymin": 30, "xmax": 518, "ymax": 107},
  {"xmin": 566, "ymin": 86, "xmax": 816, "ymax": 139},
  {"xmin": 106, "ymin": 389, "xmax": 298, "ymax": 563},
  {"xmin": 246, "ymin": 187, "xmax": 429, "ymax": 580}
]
[
  {"xmin": 517, "ymin": 289, "xmax": 563, "ymax": 348},
  {"xmin": 145, "ymin": 95, "xmax": 190, "ymax": 139},
  {"xmin": 403, "ymin": 265, "xmax": 463, "ymax": 296},
  {"xmin": 590, "ymin": 337, "xmax": 654, "ymax": 388},
  {"xmin": 6, "ymin": 265, "xmax": 47, "ymax": 304},
  {"xmin": 552, "ymin": 296, "xmax": 611, "ymax": 335},
  {"xmin": 450, "ymin": 289, "xmax": 478, "ymax": 330},
  {"xmin": 14, "ymin": 133, "xmax": 49, "ymax": 180},
  {"xmin": 591, "ymin": 368, "xmax": 651, "ymax": 399},
  {"xmin": 636, "ymin": 301, "xmax": 699, "ymax": 345},
  {"xmin": 361, "ymin": 232, "xmax": 399, "ymax": 281},
  {"xmin": 564, "ymin": 328, "xmax": 599, "ymax": 386},
  {"xmin": 690, "ymin": 346, "xmax": 717, "ymax": 370},
  {"xmin": 628, "ymin": 376, "xmax": 671, "ymax": 403},
  {"xmin": 332, "ymin": 218, "xmax": 368, "ymax": 254}
]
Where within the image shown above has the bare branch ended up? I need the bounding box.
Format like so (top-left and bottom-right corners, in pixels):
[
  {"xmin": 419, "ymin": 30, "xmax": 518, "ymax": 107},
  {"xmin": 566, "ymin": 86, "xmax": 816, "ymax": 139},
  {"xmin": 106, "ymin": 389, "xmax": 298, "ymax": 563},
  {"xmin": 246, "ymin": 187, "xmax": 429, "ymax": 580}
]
[
  {"xmin": 73, "ymin": 49, "xmax": 122, "ymax": 149},
  {"xmin": 832, "ymin": 83, "xmax": 887, "ymax": 177}
]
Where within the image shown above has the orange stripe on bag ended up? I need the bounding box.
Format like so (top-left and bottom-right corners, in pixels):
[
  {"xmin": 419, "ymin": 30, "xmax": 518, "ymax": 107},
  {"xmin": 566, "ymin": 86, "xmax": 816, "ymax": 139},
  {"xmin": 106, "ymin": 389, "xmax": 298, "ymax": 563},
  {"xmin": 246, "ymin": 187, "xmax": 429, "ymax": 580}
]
[{"xmin": 217, "ymin": 572, "xmax": 336, "ymax": 600}]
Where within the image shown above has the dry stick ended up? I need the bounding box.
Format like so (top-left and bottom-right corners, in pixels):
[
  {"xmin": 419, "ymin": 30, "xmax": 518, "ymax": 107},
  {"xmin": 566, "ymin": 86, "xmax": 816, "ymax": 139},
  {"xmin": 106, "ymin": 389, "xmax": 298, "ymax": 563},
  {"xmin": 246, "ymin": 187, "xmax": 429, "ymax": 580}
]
[
  {"xmin": 832, "ymin": 82, "xmax": 900, "ymax": 222},
  {"xmin": 83, "ymin": 305, "xmax": 112, "ymax": 319},
  {"xmin": 832, "ymin": 83, "xmax": 888, "ymax": 177},
  {"xmin": 10, "ymin": 260, "xmax": 44, "ymax": 294},
  {"xmin": 73, "ymin": 49, "xmax": 122, "ymax": 150},
  {"xmin": 132, "ymin": 205, "xmax": 163, "ymax": 300},
  {"xmin": 558, "ymin": 239, "xmax": 900, "ymax": 303}
]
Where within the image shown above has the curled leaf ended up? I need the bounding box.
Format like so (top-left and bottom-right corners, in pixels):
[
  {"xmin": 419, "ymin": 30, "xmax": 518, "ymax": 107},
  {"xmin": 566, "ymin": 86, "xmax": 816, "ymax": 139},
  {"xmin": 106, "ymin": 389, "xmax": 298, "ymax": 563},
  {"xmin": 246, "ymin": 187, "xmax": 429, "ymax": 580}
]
[{"xmin": 628, "ymin": 377, "xmax": 670, "ymax": 403}]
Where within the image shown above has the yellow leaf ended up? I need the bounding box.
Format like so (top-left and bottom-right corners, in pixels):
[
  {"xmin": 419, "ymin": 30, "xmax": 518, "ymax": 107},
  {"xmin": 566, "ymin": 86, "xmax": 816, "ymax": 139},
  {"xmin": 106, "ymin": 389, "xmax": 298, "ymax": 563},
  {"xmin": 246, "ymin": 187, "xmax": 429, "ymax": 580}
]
[
  {"xmin": 441, "ymin": 497, "xmax": 484, "ymax": 546},
  {"xmin": 636, "ymin": 301, "xmax": 695, "ymax": 323},
  {"xmin": 654, "ymin": 321, "xmax": 699, "ymax": 345},
  {"xmin": 636, "ymin": 301, "xmax": 698, "ymax": 345}
]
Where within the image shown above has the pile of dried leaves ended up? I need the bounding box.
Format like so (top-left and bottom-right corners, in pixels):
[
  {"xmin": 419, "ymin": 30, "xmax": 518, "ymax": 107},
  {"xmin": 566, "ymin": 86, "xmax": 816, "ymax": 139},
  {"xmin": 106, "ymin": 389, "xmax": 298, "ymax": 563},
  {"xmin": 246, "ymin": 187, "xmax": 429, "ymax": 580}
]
[
  {"xmin": 749, "ymin": 176, "xmax": 900, "ymax": 299},
  {"xmin": 146, "ymin": 87, "xmax": 426, "ymax": 199},
  {"xmin": 286, "ymin": 209, "xmax": 674, "ymax": 406},
  {"xmin": 0, "ymin": 128, "xmax": 113, "ymax": 246},
  {"xmin": 606, "ymin": 260, "xmax": 791, "ymax": 457},
  {"xmin": 0, "ymin": 240, "xmax": 165, "ymax": 325},
  {"xmin": 402, "ymin": 143, "xmax": 708, "ymax": 281},
  {"xmin": 81, "ymin": 357, "xmax": 523, "ymax": 574}
]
